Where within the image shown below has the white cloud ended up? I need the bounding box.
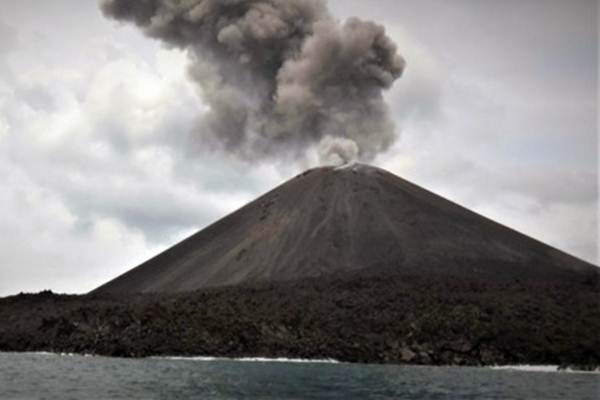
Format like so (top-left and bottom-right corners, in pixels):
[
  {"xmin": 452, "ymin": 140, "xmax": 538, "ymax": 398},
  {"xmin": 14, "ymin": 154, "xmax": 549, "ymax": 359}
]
[
  {"xmin": 372, "ymin": 2, "xmax": 598, "ymax": 265},
  {"xmin": 0, "ymin": 9, "xmax": 284, "ymax": 295},
  {"xmin": 0, "ymin": 161, "xmax": 156, "ymax": 294}
]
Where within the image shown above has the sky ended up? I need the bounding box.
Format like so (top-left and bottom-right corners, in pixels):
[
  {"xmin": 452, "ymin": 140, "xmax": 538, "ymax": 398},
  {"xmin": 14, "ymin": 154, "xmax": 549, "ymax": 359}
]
[{"xmin": 0, "ymin": 0, "xmax": 597, "ymax": 296}]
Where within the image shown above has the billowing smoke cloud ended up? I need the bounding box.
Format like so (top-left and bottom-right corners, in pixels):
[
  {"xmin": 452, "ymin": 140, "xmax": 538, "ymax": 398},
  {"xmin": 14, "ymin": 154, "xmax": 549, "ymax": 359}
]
[
  {"xmin": 99, "ymin": 0, "xmax": 405, "ymax": 164},
  {"xmin": 318, "ymin": 135, "xmax": 358, "ymax": 166}
]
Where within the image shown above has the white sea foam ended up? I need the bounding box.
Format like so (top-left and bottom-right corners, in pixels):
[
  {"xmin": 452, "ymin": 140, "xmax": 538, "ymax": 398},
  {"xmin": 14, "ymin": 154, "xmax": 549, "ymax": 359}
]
[
  {"xmin": 10, "ymin": 352, "xmax": 339, "ymax": 364},
  {"xmin": 29, "ymin": 352, "xmax": 57, "ymax": 356},
  {"xmin": 6, "ymin": 353, "xmax": 598, "ymax": 373},
  {"xmin": 11, "ymin": 351, "xmax": 96, "ymax": 358},
  {"xmin": 491, "ymin": 365, "xmax": 600, "ymax": 374},
  {"xmin": 155, "ymin": 356, "xmax": 341, "ymax": 364}
]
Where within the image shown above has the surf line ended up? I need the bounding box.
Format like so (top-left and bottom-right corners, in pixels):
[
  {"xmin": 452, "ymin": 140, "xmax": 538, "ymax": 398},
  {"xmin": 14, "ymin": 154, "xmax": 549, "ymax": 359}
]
[
  {"xmin": 490, "ymin": 365, "xmax": 600, "ymax": 374},
  {"xmin": 153, "ymin": 356, "xmax": 342, "ymax": 364}
]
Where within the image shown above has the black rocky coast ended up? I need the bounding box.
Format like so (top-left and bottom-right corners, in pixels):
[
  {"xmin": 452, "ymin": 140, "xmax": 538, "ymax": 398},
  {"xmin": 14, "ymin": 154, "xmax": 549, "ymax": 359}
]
[{"xmin": 1, "ymin": 272, "xmax": 598, "ymax": 370}]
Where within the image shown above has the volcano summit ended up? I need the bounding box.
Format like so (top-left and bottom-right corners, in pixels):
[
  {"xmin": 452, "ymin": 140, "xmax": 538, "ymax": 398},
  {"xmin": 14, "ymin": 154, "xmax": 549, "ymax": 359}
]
[{"xmin": 95, "ymin": 163, "xmax": 597, "ymax": 294}]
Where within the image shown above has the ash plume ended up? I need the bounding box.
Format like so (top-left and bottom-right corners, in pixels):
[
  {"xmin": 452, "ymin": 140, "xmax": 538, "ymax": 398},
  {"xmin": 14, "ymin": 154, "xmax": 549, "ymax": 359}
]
[
  {"xmin": 318, "ymin": 135, "xmax": 358, "ymax": 166},
  {"xmin": 99, "ymin": 0, "xmax": 406, "ymax": 164}
]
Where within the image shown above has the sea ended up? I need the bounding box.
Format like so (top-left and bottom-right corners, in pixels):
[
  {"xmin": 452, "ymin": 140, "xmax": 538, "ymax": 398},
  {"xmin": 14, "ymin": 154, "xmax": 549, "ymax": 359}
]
[{"xmin": 0, "ymin": 353, "xmax": 598, "ymax": 400}]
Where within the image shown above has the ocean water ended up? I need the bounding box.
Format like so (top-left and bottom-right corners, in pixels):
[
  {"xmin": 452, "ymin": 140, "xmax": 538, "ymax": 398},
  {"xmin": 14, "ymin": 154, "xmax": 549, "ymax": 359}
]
[{"xmin": 0, "ymin": 353, "xmax": 598, "ymax": 400}]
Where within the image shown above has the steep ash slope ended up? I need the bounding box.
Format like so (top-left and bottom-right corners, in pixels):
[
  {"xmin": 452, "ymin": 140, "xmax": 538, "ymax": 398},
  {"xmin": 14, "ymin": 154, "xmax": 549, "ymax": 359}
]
[{"xmin": 94, "ymin": 164, "xmax": 598, "ymax": 294}]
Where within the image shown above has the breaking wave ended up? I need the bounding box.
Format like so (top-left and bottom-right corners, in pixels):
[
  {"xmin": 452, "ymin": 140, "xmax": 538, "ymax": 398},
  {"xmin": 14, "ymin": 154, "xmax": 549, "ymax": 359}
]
[
  {"xmin": 491, "ymin": 365, "xmax": 600, "ymax": 374},
  {"xmin": 154, "ymin": 356, "xmax": 341, "ymax": 364}
]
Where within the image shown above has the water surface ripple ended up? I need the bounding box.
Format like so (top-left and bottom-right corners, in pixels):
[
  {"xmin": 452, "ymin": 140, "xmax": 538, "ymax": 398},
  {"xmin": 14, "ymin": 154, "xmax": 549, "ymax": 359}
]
[{"xmin": 1, "ymin": 353, "xmax": 598, "ymax": 400}]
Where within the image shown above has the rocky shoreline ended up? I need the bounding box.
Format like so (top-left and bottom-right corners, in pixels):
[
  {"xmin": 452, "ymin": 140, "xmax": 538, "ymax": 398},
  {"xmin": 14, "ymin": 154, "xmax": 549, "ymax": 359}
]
[{"xmin": 1, "ymin": 272, "xmax": 598, "ymax": 368}]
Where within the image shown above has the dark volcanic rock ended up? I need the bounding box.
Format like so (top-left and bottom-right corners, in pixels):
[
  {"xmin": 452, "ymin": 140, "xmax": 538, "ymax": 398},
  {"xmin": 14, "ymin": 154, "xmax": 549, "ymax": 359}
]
[
  {"xmin": 94, "ymin": 164, "xmax": 598, "ymax": 294},
  {"xmin": 1, "ymin": 273, "xmax": 599, "ymax": 367}
]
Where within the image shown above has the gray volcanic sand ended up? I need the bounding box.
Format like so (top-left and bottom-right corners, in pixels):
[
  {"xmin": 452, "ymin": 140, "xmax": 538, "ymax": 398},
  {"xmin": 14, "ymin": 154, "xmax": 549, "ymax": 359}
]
[{"xmin": 95, "ymin": 164, "xmax": 597, "ymax": 294}]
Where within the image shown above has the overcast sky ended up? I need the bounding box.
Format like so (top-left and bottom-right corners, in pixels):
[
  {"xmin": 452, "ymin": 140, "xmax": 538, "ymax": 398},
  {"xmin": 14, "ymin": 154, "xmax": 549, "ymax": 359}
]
[{"xmin": 0, "ymin": 0, "xmax": 597, "ymax": 296}]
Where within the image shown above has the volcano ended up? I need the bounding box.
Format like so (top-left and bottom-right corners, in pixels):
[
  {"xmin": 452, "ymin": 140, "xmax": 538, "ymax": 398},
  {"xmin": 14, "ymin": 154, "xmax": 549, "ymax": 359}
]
[
  {"xmin": 94, "ymin": 164, "xmax": 597, "ymax": 294},
  {"xmin": 4, "ymin": 163, "xmax": 599, "ymax": 366}
]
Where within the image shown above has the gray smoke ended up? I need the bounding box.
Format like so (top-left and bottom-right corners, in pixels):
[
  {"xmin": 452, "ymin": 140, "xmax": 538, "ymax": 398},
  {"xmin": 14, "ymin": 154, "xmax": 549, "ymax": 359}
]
[
  {"xmin": 318, "ymin": 135, "xmax": 358, "ymax": 166},
  {"xmin": 99, "ymin": 0, "xmax": 405, "ymax": 164}
]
